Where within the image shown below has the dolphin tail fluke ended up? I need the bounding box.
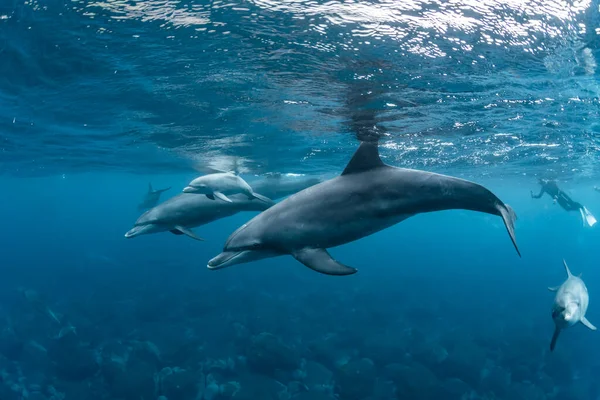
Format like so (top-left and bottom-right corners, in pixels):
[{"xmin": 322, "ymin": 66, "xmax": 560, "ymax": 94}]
[
  {"xmin": 498, "ymin": 203, "xmax": 521, "ymax": 257},
  {"xmin": 579, "ymin": 206, "xmax": 597, "ymax": 227},
  {"xmin": 249, "ymin": 192, "xmax": 275, "ymax": 206},
  {"xmin": 292, "ymin": 248, "xmax": 357, "ymax": 276},
  {"xmin": 581, "ymin": 316, "xmax": 597, "ymax": 331},
  {"xmin": 550, "ymin": 327, "xmax": 561, "ymax": 352},
  {"xmin": 157, "ymin": 186, "xmax": 171, "ymax": 194}
]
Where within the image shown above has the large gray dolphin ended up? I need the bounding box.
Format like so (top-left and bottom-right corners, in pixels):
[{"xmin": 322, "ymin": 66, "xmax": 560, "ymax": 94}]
[
  {"xmin": 548, "ymin": 259, "xmax": 596, "ymax": 352},
  {"xmin": 249, "ymin": 174, "xmax": 322, "ymax": 200},
  {"xmin": 207, "ymin": 140, "xmax": 521, "ymax": 275},
  {"xmin": 138, "ymin": 183, "xmax": 171, "ymax": 211},
  {"xmin": 125, "ymin": 193, "xmax": 274, "ymax": 241}
]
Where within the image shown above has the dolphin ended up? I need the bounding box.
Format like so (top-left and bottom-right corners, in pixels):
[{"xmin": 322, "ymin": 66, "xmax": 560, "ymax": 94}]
[
  {"xmin": 183, "ymin": 172, "xmax": 272, "ymax": 204},
  {"xmin": 207, "ymin": 140, "xmax": 521, "ymax": 275},
  {"xmin": 138, "ymin": 183, "xmax": 171, "ymax": 211},
  {"xmin": 249, "ymin": 174, "xmax": 323, "ymax": 200},
  {"xmin": 19, "ymin": 287, "xmax": 62, "ymax": 325},
  {"xmin": 548, "ymin": 259, "xmax": 596, "ymax": 352},
  {"xmin": 125, "ymin": 193, "xmax": 274, "ymax": 241}
]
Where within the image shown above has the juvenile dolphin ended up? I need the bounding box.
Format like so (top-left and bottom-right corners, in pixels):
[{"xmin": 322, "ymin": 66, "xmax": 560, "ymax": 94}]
[
  {"xmin": 125, "ymin": 193, "xmax": 274, "ymax": 241},
  {"xmin": 548, "ymin": 259, "xmax": 596, "ymax": 352},
  {"xmin": 183, "ymin": 172, "xmax": 272, "ymax": 204},
  {"xmin": 138, "ymin": 183, "xmax": 171, "ymax": 210},
  {"xmin": 208, "ymin": 140, "xmax": 521, "ymax": 275},
  {"xmin": 250, "ymin": 174, "xmax": 322, "ymax": 200}
]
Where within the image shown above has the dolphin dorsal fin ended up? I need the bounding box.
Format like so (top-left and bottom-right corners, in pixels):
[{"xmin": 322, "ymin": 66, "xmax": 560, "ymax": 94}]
[
  {"xmin": 148, "ymin": 182, "xmax": 153, "ymax": 193},
  {"xmin": 563, "ymin": 259, "xmax": 573, "ymax": 278},
  {"xmin": 341, "ymin": 141, "xmax": 385, "ymax": 176}
]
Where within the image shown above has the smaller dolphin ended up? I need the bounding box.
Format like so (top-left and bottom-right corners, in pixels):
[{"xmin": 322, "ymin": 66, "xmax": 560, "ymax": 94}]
[
  {"xmin": 183, "ymin": 172, "xmax": 272, "ymax": 204},
  {"xmin": 125, "ymin": 193, "xmax": 273, "ymax": 241},
  {"xmin": 18, "ymin": 287, "xmax": 62, "ymax": 325},
  {"xmin": 138, "ymin": 183, "xmax": 171, "ymax": 211},
  {"xmin": 548, "ymin": 259, "xmax": 596, "ymax": 352}
]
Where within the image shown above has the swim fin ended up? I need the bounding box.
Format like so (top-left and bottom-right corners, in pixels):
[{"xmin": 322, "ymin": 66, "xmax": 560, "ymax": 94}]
[{"xmin": 579, "ymin": 206, "xmax": 597, "ymax": 227}]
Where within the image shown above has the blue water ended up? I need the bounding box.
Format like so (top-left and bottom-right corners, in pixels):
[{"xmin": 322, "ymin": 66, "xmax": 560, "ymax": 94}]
[{"xmin": 2, "ymin": 0, "xmax": 600, "ymax": 399}]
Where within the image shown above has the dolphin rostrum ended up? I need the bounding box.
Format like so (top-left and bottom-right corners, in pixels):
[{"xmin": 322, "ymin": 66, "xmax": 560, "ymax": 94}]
[
  {"xmin": 207, "ymin": 140, "xmax": 521, "ymax": 275},
  {"xmin": 548, "ymin": 259, "xmax": 596, "ymax": 352},
  {"xmin": 125, "ymin": 193, "xmax": 274, "ymax": 241}
]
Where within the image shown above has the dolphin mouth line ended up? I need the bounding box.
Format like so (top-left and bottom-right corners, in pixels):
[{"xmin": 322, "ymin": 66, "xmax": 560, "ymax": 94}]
[
  {"xmin": 124, "ymin": 230, "xmax": 137, "ymax": 238},
  {"xmin": 182, "ymin": 186, "xmax": 197, "ymax": 193},
  {"xmin": 207, "ymin": 251, "xmax": 245, "ymax": 269}
]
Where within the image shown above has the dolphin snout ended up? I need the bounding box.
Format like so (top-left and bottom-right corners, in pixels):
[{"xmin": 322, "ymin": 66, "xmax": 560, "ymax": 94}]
[
  {"xmin": 207, "ymin": 251, "xmax": 243, "ymax": 269},
  {"xmin": 124, "ymin": 225, "xmax": 148, "ymax": 238},
  {"xmin": 183, "ymin": 186, "xmax": 198, "ymax": 193},
  {"xmin": 124, "ymin": 229, "xmax": 138, "ymax": 238}
]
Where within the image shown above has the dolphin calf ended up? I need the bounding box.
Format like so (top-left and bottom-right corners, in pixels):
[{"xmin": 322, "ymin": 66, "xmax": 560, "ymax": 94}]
[
  {"xmin": 250, "ymin": 174, "xmax": 322, "ymax": 200},
  {"xmin": 138, "ymin": 183, "xmax": 171, "ymax": 211},
  {"xmin": 208, "ymin": 140, "xmax": 521, "ymax": 275},
  {"xmin": 183, "ymin": 172, "xmax": 272, "ymax": 204},
  {"xmin": 548, "ymin": 259, "xmax": 596, "ymax": 352},
  {"xmin": 125, "ymin": 193, "xmax": 274, "ymax": 241}
]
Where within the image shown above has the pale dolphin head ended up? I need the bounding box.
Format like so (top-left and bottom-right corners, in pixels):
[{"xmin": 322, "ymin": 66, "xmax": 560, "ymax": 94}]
[
  {"xmin": 183, "ymin": 178, "xmax": 209, "ymax": 194},
  {"xmin": 207, "ymin": 223, "xmax": 280, "ymax": 269},
  {"xmin": 553, "ymin": 301, "xmax": 580, "ymax": 328}
]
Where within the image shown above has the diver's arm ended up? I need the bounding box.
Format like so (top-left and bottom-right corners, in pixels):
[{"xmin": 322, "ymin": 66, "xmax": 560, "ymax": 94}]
[{"xmin": 531, "ymin": 188, "xmax": 544, "ymax": 199}]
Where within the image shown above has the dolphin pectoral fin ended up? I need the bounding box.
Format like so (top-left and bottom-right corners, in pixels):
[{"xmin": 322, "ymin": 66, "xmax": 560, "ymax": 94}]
[
  {"xmin": 249, "ymin": 191, "xmax": 275, "ymax": 206},
  {"xmin": 581, "ymin": 316, "xmax": 597, "ymax": 331},
  {"xmin": 498, "ymin": 203, "xmax": 521, "ymax": 257},
  {"xmin": 206, "ymin": 194, "xmax": 216, "ymax": 200},
  {"xmin": 292, "ymin": 248, "xmax": 357, "ymax": 276},
  {"xmin": 170, "ymin": 230, "xmax": 184, "ymax": 235},
  {"xmin": 173, "ymin": 226, "xmax": 204, "ymax": 241},
  {"xmin": 550, "ymin": 327, "xmax": 561, "ymax": 352},
  {"xmin": 214, "ymin": 192, "xmax": 233, "ymax": 203},
  {"xmin": 548, "ymin": 286, "xmax": 560, "ymax": 292}
]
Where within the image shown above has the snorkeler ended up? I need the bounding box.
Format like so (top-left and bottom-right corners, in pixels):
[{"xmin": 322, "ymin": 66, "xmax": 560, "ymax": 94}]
[{"xmin": 531, "ymin": 178, "xmax": 597, "ymax": 227}]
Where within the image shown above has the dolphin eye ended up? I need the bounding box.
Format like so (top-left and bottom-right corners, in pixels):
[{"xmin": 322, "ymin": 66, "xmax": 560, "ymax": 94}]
[{"xmin": 252, "ymin": 243, "xmax": 261, "ymax": 249}]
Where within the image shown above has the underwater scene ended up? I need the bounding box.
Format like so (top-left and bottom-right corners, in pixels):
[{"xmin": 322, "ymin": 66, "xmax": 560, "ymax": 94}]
[{"xmin": 2, "ymin": 0, "xmax": 600, "ymax": 399}]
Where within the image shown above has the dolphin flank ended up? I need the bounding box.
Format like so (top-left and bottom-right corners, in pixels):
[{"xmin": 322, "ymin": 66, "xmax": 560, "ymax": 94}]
[
  {"xmin": 249, "ymin": 174, "xmax": 322, "ymax": 200},
  {"xmin": 207, "ymin": 140, "xmax": 521, "ymax": 275}
]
